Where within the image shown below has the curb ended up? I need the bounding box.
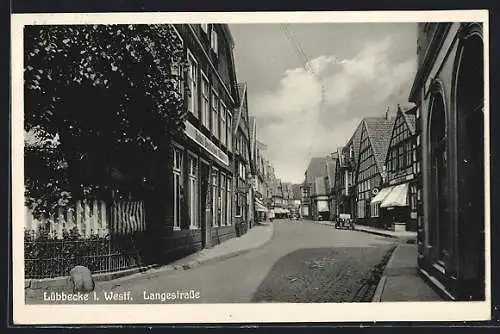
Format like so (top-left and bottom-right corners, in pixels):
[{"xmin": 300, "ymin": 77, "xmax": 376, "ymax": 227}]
[
  {"xmin": 25, "ymin": 224, "xmax": 275, "ymax": 291},
  {"xmin": 354, "ymin": 227, "xmax": 400, "ymax": 240},
  {"xmin": 372, "ymin": 244, "xmax": 399, "ymax": 302},
  {"xmin": 116, "ymin": 223, "xmax": 275, "ymax": 280}
]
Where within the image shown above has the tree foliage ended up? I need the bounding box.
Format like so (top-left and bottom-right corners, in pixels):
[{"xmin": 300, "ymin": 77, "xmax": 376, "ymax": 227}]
[{"xmin": 24, "ymin": 24, "xmax": 188, "ymax": 218}]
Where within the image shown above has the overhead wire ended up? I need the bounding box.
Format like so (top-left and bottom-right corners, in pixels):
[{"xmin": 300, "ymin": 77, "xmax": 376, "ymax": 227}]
[{"xmin": 279, "ymin": 23, "xmax": 325, "ymax": 165}]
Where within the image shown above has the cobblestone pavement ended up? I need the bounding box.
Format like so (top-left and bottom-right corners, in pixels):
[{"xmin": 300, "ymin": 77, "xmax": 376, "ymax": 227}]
[
  {"xmin": 252, "ymin": 245, "xmax": 395, "ymax": 303},
  {"xmin": 27, "ymin": 220, "xmax": 396, "ymax": 304}
]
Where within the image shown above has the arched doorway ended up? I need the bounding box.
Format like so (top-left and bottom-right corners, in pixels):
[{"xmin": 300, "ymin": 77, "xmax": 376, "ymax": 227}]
[
  {"xmin": 455, "ymin": 28, "xmax": 484, "ymax": 300},
  {"xmin": 428, "ymin": 91, "xmax": 450, "ymax": 266}
]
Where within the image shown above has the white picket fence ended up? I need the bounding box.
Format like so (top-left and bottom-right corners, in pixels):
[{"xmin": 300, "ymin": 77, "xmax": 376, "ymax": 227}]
[{"xmin": 25, "ymin": 200, "xmax": 146, "ymax": 239}]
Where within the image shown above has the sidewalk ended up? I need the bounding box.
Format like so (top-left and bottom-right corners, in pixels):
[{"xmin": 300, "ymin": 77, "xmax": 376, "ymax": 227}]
[
  {"xmin": 25, "ymin": 222, "xmax": 274, "ymax": 301},
  {"xmin": 372, "ymin": 243, "xmax": 444, "ymax": 302},
  {"xmin": 354, "ymin": 225, "xmax": 417, "ymax": 242},
  {"xmin": 307, "ymin": 220, "xmax": 417, "ymax": 242},
  {"xmin": 95, "ymin": 222, "xmax": 274, "ymax": 290}
]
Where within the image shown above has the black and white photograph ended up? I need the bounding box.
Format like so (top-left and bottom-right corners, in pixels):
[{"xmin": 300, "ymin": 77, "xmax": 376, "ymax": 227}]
[{"xmin": 11, "ymin": 10, "xmax": 490, "ymax": 324}]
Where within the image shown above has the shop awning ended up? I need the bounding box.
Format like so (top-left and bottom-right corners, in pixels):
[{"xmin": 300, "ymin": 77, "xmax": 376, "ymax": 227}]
[
  {"xmin": 380, "ymin": 183, "xmax": 409, "ymax": 208},
  {"xmin": 371, "ymin": 186, "xmax": 394, "ymax": 204},
  {"xmin": 255, "ymin": 201, "xmax": 268, "ymax": 212}
]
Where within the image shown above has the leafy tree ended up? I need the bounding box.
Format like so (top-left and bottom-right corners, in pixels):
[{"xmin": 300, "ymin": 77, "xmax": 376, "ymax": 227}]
[{"xmin": 24, "ymin": 24, "xmax": 188, "ymax": 218}]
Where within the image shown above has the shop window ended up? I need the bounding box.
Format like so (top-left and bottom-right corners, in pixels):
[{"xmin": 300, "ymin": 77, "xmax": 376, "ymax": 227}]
[
  {"xmin": 212, "ymin": 169, "xmax": 219, "ymax": 227},
  {"xmin": 358, "ymin": 200, "xmax": 365, "ymax": 218},
  {"xmin": 220, "ymin": 173, "xmax": 226, "ymax": 226},
  {"xmin": 235, "ymin": 192, "xmax": 242, "ymax": 217},
  {"xmin": 227, "ymin": 177, "xmax": 232, "ymax": 225},
  {"xmin": 173, "ymin": 148, "xmax": 183, "ymax": 230},
  {"xmin": 188, "ymin": 157, "xmax": 199, "ymax": 229},
  {"xmin": 371, "ymin": 203, "xmax": 380, "ymax": 217}
]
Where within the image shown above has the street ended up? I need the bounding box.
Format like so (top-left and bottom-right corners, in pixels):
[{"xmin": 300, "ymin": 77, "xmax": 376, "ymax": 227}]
[{"xmin": 28, "ymin": 220, "xmax": 397, "ymax": 304}]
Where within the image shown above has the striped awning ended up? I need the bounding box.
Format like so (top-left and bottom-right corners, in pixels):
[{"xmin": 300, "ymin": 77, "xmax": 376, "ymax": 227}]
[
  {"xmin": 380, "ymin": 183, "xmax": 409, "ymax": 208},
  {"xmin": 371, "ymin": 186, "xmax": 394, "ymax": 204}
]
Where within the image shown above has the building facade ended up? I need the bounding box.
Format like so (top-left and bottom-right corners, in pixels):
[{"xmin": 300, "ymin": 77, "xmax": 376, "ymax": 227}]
[
  {"xmin": 371, "ymin": 105, "xmax": 419, "ymax": 232},
  {"xmin": 162, "ymin": 24, "xmax": 239, "ymax": 262},
  {"xmin": 325, "ymin": 153, "xmax": 339, "ymax": 220},
  {"xmin": 335, "ymin": 124, "xmax": 363, "ymax": 219},
  {"xmin": 304, "ymin": 157, "xmax": 329, "ymax": 220},
  {"xmin": 250, "ymin": 119, "xmax": 269, "ymax": 222},
  {"xmin": 354, "ymin": 118, "xmax": 393, "ymax": 226},
  {"xmin": 234, "ymin": 82, "xmax": 253, "ymax": 233},
  {"xmin": 409, "ymin": 23, "xmax": 485, "ymax": 300}
]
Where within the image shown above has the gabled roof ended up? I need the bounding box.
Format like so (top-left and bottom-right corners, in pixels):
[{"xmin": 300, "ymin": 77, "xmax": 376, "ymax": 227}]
[
  {"xmin": 234, "ymin": 82, "xmax": 248, "ymax": 134},
  {"xmin": 305, "ymin": 157, "xmax": 328, "ymax": 184},
  {"xmin": 344, "ymin": 121, "xmax": 364, "ymax": 166},
  {"xmin": 326, "ymin": 155, "xmax": 337, "ymax": 189},
  {"xmin": 363, "ymin": 117, "xmax": 395, "ymax": 173},
  {"xmin": 292, "ymin": 184, "xmax": 302, "ymax": 200},
  {"xmin": 400, "ymin": 104, "xmax": 417, "ymax": 135},
  {"xmin": 313, "ymin": 176, "xmax": 327, "ymax": 196}
]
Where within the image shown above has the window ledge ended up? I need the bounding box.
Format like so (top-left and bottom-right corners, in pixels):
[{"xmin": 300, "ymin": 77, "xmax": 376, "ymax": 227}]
[{"xmin": 173, "ymin": 226, "xmax": 181, "ymax": 231}]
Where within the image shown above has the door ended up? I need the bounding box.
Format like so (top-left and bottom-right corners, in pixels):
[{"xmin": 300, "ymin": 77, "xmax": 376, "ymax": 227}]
[
  {"xmin": 455, "ymin": 32, "xmax": 484, "ymax": 299},
  {"xmin": 200, "ymin": 162, "xmax": 211, "ymax": 248}
]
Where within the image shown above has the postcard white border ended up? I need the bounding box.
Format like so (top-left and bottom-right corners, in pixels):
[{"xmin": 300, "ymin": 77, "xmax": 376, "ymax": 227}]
[{"xmin": 11, "ymin": 10, "xmax": 491, "ymax": 324}]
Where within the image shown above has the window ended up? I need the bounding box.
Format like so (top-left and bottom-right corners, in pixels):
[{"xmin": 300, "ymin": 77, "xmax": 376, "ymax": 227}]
[
  {"xmin": 201, "ymin": 72, "xmax": 210, "ymax": 128},
  {"xmin": 220, "ymin": 102, "xmax": 227, "ymax": 146},
  {"xmin": 235, "ymin": 192, "xmax": 242, "ymax": 217},
  {"xmin": 212, "ymin": 169, "xmax": 219, "ymax": 227},
  {"xmin": 187, "ymin": 51, "xmax": 199, "ymax": 117},
  {"xmin": 210, "ymin": 27, "xmax": 218, "ymax": 55},
  {"xmin": 211, "ymin": 90, "xmax": 219, "ymax": 138},
  {"xmin": 173, "ymin": 148, "xmax": 183, "ymax": 230},
  {"xmin": 227, "ymin": 177, "xmax": 232, "ymax": 225},
  {"xmin": 200, "ymin": 23, "xmax": 208, "ymax": 34},
  {"xmin": 371, "ymin": 203, "xmax": 380, "ymax": 217},
  {"xmin": 410, "ymin": 184, "xmax": 417, "ymax": 211},
  {"xmin": 227, "ymin": 112, "xmax": 233, "ymax": 151},
  {"xmin": 357, "ymin": 200, "xmax": 365, "ymax": 218},
  {"xmin": 220, "ymin": 173, "xmax": 226, "ymax": 226},
  {"xmin": 188, "ymin": 157, "xmax": 199, "ymax": 229}
]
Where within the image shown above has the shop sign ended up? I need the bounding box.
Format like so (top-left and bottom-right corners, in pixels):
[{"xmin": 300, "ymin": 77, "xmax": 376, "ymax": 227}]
[{"xmin": 184, "ymin": 121, "xmax": 229, "ymax": 166}]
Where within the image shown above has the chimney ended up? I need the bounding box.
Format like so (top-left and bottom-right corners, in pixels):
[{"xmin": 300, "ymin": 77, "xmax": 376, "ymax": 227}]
[{"xmin": 385, "ymin": 106, "xmax": 390, "ymax": 120}]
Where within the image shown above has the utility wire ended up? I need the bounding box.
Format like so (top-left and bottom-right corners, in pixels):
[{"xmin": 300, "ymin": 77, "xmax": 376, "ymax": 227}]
[{"xmin": 279, "ymin": 24, "xmax": 325, "ymax": 165}]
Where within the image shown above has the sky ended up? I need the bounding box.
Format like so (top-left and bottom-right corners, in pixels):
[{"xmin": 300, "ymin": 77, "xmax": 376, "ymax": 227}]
[{"xmin": 229, "ymin": 23, "xmax": 418, "ymax": 184}]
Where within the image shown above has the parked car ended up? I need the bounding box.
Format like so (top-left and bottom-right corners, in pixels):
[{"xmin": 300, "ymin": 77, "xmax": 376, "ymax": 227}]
[{"xmin": 335, "ymin": 213, "xmax": 355, "ymax": 230}]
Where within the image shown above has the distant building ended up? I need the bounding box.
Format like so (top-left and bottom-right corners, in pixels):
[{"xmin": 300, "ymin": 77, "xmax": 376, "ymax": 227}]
[
  {"xmin": 304, "ymin": 157, "xmax": 329, "ymax": 220},
  {"xmin": 325, "ymin": 152, "xmax": 338, "ymax": 220},
  {"xmin": 409, "ymin": 23, "xmax": 485, "ymax": 300},
  {"xmin": 234, "ymin": 82, "xmax": 253, "ymax": 232},
  {"xmin": 335, "ymin": 123, "xmax": 363, "ymax": 219},
  {"xmin": 370, "ymin": 104, "xmax": 419, "ymax": 232},
  {"xmin": 354, "ymin": 117, "xmax": 394, "ymax": 226}
]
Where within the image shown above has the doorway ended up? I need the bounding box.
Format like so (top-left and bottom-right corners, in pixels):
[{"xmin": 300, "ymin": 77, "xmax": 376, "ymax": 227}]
[
  {"xmin": 429, "ymin": 92, "xmax": 450, "ymax": 266},
  {"xmin": 455, "ymin": 31, "xmax": 484, "ymax": 299}
]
